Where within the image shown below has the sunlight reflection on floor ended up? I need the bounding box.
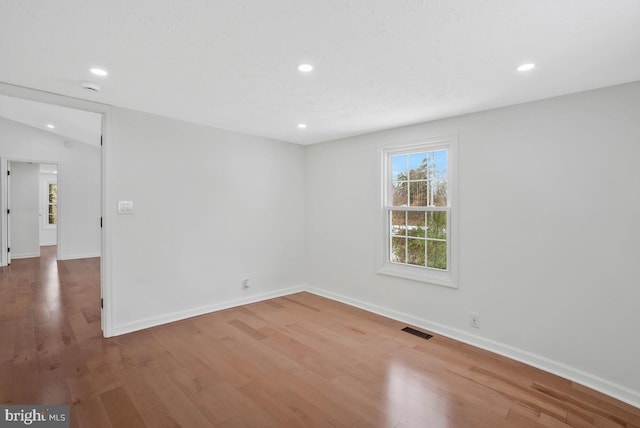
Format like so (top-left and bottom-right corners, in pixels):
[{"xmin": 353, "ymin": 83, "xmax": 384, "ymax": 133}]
[
  {"xmin": 385, "ymin": 357, "xmax": 454, "ymax": 427},
  {"xmin": 40, "ymin": 246, "xmax": 62, "ymax": 316}
]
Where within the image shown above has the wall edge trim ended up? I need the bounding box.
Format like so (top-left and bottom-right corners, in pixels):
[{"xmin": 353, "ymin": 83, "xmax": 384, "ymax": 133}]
[
  {"xmin": 10, "ymin": 253, "xmax": 40, "ymax": 259},
  {"xmin": 112, "ymin": 285, "xmax": 306, "ymax": 336},
  {"xmin": 58, "ymin": 252, "xmax": 101, "ymax": 261},
  {"xmin": 305, "ymin": 286, "xmax": 640, "ymax": 409},
  {"xmin": 109, "ymin": 282, "xmax": 640, "ymax": 408}
]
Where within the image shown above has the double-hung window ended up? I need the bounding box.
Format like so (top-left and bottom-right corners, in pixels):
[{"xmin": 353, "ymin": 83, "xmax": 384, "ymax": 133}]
[
  {"xmin": 44, "ymin": 181, "xmax": 58, "ymax": 228},
  {"xmin": 378, "ymin": 137, "xmax": 457, "ymax": 287}
]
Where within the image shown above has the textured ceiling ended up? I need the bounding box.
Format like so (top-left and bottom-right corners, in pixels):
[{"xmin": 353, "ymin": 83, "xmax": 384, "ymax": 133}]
[{"xmin": 1, "ymin": 0, "xmax": 639, "ymax": 145}]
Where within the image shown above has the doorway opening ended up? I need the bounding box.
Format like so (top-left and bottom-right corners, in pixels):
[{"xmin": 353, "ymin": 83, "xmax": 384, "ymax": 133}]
[
  {"xmin": 4, "ymin": 161, "xmax": 59, "ymax": 263},
  {"xmin": 0, "ymin": 89, "xmax": 105, "ymax": 333}
]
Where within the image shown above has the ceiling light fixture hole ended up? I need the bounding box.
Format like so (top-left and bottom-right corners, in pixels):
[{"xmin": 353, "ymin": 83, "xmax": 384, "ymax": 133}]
[{"xmin": 81, "ymin": 82, "xmax": 102, "ymax": 93}]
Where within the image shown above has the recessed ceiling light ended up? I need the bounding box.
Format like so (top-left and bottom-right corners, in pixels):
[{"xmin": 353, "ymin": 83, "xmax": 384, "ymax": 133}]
[
  {"xmin": 46, "ymin": 123, "xmax": 55, "ymax": 129},
  {"xmin": 298, "ymin": 64, "xmax": 313, "ymax": 73},
  {"xmin": 297, "ymin": 123, "xmax": 307, "ymax": 129},
  {"xmin": 90, "ymin": 67, "xmax": 108, "ymax": 77},
  {"xmin": 517, "ymin": 63, "xmax": 536, "ymax": 72}
]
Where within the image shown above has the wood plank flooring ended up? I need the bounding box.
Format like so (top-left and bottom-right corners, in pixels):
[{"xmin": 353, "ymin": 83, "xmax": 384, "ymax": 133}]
[{"xmin": 1, "ymin": 246, "xmax": 639, "ymax": 427}]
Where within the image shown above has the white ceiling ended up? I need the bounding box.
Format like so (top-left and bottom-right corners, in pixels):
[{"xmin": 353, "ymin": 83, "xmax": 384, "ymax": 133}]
[
  {"xmin": 0, "ymin": 94, "xmax": 102, "ymax": 146},
  {"xmin": 40, "ymin": 163, "xmax": 57, "ymax": 174},
  {"xmin": 1, "ymin": 0, "xmax": 639, "ymax": 145}
]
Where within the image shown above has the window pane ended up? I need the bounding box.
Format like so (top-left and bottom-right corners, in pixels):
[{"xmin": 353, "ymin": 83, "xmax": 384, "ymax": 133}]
[
  {"xmin": 433, "ymin": 184, "xmax": 447, "ymax": 207},
  {"xmin": 432, "ymin": 150, "xmax": 448, "ymax": 207},
  {"xmin": 391, "ymin": 211, "xmax": 406, "ymax": 236},
  {"xmin": 426, "ymin": 211, "xmax": 447, "ymax": 239},
  {"xmin": 427, "ymin": 241, "xmax": 447, "ymax": 269},
  {"xmin": 407, "ymin": 238, "xmax": 425, "ymax": 266},
  {"xmin": 409, "ymin": 153, "xmax": 427, "ymax": 180},
  {"xmin": 49, "ymin": 183, "xmax": 58, "ymax": 203},
  {"xmin": 407, "ymin": 211, "xmax": 425, "ymax": 238},
  {"xmin": 409, "ymin": 181, "xmax": 427, "ymax": 206},
  {"xmin": 48, "ymin": 204, "xmax": 57, "ymax": 225},
  {"xmin": 392, "ymin": 181, "xmax": 408, "ymax": 206},
  {"xmin": 391, "ymin": 237, "xmax": 407, "ymax": 263},
  {"xmin": 391, "ymin": 155, "xmax": 407, "ymax": 182}
]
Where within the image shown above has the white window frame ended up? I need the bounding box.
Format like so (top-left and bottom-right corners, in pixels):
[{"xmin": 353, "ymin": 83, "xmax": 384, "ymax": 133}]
[{"xmin": 377, "ymin": 136, "xmax": 458, "ymax": 288}]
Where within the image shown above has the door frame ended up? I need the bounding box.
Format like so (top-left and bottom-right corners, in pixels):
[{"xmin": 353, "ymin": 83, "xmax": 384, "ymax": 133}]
[
  {"xmin": 2, "ymin": 159, "xmax": 10, "ymax": 265},
  {"xmin": 1, "ymin": 159, "xmax": 60, "ymax": 264},
  {"xmin": 0, "ymin": 82, "xmax": 113, "ymax": 337}
]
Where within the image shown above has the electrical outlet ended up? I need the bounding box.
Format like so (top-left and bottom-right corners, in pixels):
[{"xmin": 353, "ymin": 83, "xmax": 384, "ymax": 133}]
[
  {"xmin": 469, "ymin": 312, "xmax": 480, "ymax": 329},
  {"xmin": 242, "ymin": 278, "xmax": 251, "ymax": 289}
]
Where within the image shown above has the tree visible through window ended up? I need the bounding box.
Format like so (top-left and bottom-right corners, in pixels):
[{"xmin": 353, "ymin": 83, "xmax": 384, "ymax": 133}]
[
  {"xmin": 388, "ymin": 148, "xmax": 449, "ymax": 270},
  {"xmin": 48, "ymin": 183, "xmax": 57, "ymax": 225}
]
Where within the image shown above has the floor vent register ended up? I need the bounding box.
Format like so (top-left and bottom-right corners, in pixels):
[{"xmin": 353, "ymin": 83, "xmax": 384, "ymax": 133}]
[{"xmin": 402, "ymin": 326, "xmax": 433, "ymax": 340}]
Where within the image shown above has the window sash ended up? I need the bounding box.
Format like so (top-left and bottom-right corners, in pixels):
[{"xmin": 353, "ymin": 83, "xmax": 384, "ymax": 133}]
[
  {"xmin": 384, "ymin": 146, "xmax": 450, "ymax": 271},
  {"xmin": 47, "ymin": 203, "xmax": 57, "ymax": 225},
  {"xmin": 385, "ymin": 207, "xmax": 450, "ymax": 272},
  {"xmin": 384, "ymin": 205, "xmax": 448, "ymax": 212},
  {"xmin": 44, "ymin": 181, "xmax": 57, "ymax": 227}
]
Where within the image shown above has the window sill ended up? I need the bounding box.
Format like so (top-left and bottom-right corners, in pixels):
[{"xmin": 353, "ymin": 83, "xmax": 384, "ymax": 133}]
[{"xmin": 377, "ymin": 263, "xmax": 457, "ymax": 288}]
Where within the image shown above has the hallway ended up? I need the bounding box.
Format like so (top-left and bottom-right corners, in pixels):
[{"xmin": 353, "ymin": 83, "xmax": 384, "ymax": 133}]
[{"xmin": 0, "ymin": 246, "xmax": 101, "ymax": 405}]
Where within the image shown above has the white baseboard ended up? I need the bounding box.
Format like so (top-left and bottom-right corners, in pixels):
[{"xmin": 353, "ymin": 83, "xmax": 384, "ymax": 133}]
[
  {"xmin": 106, "ymin": 283, "xmax": 640, "ymax": 408},
  {"xmin": 112, "ymin": 285, "xmax": 306, "ymax": 336},
  {"xmin": 58, "ymin": 252, "xmax": 101, "ymax": 260},
  {"xmin": 40, "ymin": 241, "xmax": 56, "ymax": 246},
  {"xmin": 11, "ymin": 252, "xmax": 40, "ymax": 259},
  {"xmin": 305, "ymin": 286, "xmax": 640, "ymax": 410}
]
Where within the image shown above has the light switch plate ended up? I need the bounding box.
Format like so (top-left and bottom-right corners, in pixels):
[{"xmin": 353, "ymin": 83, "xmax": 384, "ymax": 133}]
[{"xmin": 118, "ymin": 200, "xmax": 134, "ymax": 214}]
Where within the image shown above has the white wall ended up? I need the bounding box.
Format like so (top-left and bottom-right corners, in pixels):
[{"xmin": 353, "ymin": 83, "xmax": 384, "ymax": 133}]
[
  {"xmin": 9, "ymin": 161, "xmax": 39, "ymax": 258},
  {"xmin": 39, "ymin": 172, "xmax": 57, "ymax": 246},
  {"xmin": 4, "ymin": 80, "xmax": 638, "ymax": 407},
  {"xmin": 0, "ymin": 117, "xmax": 101, "ymax": 260},
  {"xmin": 104, "ymin": 107, "xmax": 306, "ymax": 334},
  {"xmin": 305, "ymin": 81, "xmax": 640, "ymax": 404}
]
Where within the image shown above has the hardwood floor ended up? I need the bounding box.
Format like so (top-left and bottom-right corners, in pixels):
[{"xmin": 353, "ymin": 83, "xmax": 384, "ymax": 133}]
[{"xmin": 1, "ymin": 247, "xmax": 639, "ymax": 427}]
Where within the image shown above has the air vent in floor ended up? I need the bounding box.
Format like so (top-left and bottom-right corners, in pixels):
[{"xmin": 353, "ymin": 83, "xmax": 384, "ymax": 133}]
[{"xmin": 402, "ymin": 326, "xmax": 433, "ymax": 340}]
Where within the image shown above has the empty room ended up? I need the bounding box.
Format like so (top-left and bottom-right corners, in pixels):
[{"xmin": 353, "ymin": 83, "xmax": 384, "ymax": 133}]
[{"xmin": 1, "ymin": 1, "xmax": 639, "ymax": 427}]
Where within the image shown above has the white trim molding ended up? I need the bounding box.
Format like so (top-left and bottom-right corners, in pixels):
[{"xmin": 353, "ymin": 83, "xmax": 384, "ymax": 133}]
[
  {"xmin": 377, "ymin": 135, "xmax": 458, "ymax": 288},
  {"xmin": 107, "ymin": 282, "xmax": 640, "ymax": 408},
  {"xmin": 112, "ymin": 285, "xmax": 306, "ymax": 336},
  {"xmin": 58, "ymin": 252, "xmax": 101, "ymax": 261},
  {"xmin": 10, "ymin": 252, "xmax": 40, "ymax": 259},
  {"xmin": 305, "ymin": 286, "xmax": 640, "ymax": 410}
]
